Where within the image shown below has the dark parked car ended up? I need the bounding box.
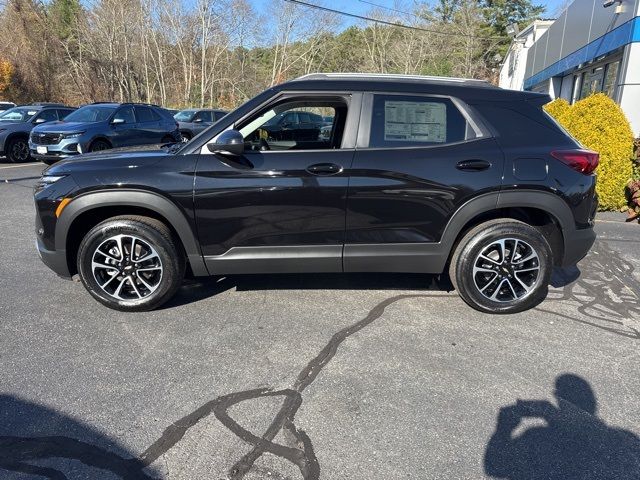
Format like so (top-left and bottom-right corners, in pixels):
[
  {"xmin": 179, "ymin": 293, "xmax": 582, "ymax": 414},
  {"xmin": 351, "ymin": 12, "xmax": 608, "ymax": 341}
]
[
  {"xmin": 35, "ymin": 73, "xmax": 597, "ymax": 313},
  {"xmin": 0, "ymin": 103, "xmax": 74, "ymax": 162},
  {"xmin": 259, "ymin": 109, "xmax": 325, "ymax": 141},
  {"xmin": 174, "ymin": 108, "xmax": 227, "ymax": 142},
  {"xmin": 29, "ymin": 102, "xmax": 181, "ymax": 165}
]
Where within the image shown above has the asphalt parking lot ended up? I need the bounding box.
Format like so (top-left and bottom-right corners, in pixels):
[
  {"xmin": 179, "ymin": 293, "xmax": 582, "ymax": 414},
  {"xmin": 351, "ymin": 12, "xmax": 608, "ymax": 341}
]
[{"xmin": 1, "ymin": 160, "xmax": 639, "ymax": 479}]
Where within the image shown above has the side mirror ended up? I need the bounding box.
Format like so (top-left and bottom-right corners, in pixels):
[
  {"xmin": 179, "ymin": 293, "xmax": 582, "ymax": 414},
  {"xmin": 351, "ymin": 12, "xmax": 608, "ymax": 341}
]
[
  {"xmin": 34, "ymin": 118, "xmax": 46, "ymax": 124},
  {"xmin": 207, "ymin": 129, "xmax": 244, "ymax": 156},
  {"xmin": 111, "ymin": 118, "xmax": 125, "ymax": 125},
  {"xmin": 193, "ymin": 118, "xmax": 203, "ymax": 123}
]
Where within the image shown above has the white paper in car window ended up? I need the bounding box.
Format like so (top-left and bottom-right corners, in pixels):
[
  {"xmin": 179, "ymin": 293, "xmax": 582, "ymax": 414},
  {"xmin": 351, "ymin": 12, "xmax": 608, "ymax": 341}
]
[{"xmin": 384, "ymin": 101, "xmax": 446, "ymax": 143}]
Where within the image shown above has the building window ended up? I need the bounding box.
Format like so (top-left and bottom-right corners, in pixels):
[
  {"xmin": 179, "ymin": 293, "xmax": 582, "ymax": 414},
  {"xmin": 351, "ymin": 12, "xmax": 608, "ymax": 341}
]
[{"xmin": 603, "ymin": 61, "xmax": 620, "ymax": 99}]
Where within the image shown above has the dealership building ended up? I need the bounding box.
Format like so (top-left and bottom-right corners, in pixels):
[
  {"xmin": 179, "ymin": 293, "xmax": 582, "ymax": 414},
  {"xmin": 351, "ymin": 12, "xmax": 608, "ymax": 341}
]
[{"xmin": 500, "ymin": 0, "xmax": 640, "ymax": 135}]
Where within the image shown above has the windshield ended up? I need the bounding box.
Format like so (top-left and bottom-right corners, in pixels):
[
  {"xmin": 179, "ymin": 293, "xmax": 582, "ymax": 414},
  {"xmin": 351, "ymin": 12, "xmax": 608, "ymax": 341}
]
[
  {"xmin": 64, "ymin": 105, "xmax": 117, "ymax": 123},
  {"xmin": 174, "ymin": 110, "xmax": 196, "ymax": 122},
  {"xmin": 0, "ymin": 107, "xmax": 38, "ymax": 122}
]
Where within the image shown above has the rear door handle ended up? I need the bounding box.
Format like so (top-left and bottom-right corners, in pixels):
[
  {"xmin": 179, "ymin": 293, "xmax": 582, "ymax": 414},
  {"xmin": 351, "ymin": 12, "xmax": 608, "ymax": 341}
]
[
  {"xmin": 306, "ymin": 163, "xmax": 343, "ymax": 176},
  {"xmin": 456, "ymin": 159, "xmax": 491, "ymax": 171}
]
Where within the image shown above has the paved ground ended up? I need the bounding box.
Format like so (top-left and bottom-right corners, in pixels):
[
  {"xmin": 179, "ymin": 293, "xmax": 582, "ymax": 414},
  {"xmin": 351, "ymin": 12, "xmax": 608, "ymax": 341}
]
[{"xmin": 1, "ymin": 161, "xmax": 639, "ymax": 480}]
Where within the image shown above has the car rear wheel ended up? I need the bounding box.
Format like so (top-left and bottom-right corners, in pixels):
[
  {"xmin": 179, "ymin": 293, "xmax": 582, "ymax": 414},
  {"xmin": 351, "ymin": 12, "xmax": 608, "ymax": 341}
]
[
  {"xmin": 448, "ymin": 219, "xmax": 552, "ymax": 314},
  {"xmin": 6, "ymin": 137, "xmax": 30, "ymax": 162},
  {"xmin": 180, "ymin": 132, "xmax": 191, "ymax": 143},
  {"xmin": 77, "ymin": 216, "xmax": 185, "ymax": 312},
  {"xmin": 89, "ymin": 139, "xmax": 111, "ymax": 152}
]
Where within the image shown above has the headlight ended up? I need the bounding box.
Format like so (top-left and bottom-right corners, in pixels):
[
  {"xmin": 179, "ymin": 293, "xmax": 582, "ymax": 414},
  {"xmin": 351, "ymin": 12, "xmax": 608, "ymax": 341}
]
[{"xmin": 62, "ymin": 132, "xmax": 84, "ymax": 139}]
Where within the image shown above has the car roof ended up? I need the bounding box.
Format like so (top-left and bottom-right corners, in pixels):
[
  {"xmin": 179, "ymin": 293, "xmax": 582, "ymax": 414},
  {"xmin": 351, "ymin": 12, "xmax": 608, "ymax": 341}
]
[{"xmin": 280, "ymin": 72, "xmax": 546, "ymax": 101}]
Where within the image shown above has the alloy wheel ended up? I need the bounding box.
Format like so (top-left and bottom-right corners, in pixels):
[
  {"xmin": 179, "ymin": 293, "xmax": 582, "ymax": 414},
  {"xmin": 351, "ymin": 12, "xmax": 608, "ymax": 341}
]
[
  {"xmin": 472, "ymin": 238, "xmax": 540, "ymax": 303},
  {"xmin": 91, "ymin": 234, "xmax": 163, "ymax": 301},
  {"xmin": 11, "ymin": 140, "xmax": 29, "ymax": 162}
]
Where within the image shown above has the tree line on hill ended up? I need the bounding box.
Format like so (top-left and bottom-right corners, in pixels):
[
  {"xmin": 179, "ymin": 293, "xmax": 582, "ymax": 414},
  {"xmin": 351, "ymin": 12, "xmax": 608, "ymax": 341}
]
[{"xmin": 0, "ymin": 0, "xmax": 545, "ymax": 109}]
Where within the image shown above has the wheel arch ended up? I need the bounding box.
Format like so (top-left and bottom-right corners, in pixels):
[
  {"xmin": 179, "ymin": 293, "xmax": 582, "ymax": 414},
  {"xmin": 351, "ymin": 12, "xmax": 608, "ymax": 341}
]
[
  {"xmin": 442, "ymin": 190, "xmax": 572, "ymax": 268},
  {"xmin": 88, "ymin": 136, "xmax": 113, "ymax": 150},
  {"xmin": 56, "ymin": 190, "xmax": 207, "ymax": 277}
]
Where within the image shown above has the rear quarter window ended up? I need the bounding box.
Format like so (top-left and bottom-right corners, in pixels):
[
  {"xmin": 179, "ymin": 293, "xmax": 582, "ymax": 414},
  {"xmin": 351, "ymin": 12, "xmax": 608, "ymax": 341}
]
[{"xmin": 368, "ymin": 95, "xmax": 472, "ymax": 148}]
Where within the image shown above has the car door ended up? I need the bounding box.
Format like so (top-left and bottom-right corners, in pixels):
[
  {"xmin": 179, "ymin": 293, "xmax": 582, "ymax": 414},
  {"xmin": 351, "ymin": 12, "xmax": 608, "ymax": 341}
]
[
  {"xmin": 110, "ymin": 106, "xmax": 138, "ymax": 147},
  {"xmin": 344, "ymin": 92, "xmax": 504, "ymax": 272},
  {"xmin": 135, "ymin": 106, "xmax": 163, "ymax": 143},
  {"xmin": 193, "ymin": 92, "xmax": 361, "ymax": 274}
]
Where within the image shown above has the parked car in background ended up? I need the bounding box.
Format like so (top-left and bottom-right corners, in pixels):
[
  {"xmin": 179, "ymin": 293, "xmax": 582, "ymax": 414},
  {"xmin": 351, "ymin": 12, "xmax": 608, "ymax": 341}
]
[
  {"xmin": 34, "ymin": 73, "xmax": 598, "ymax": 312},
  {"xmin": 30, "ymin": 102, "xmax": 180, "ymax": 165},
  {"xmin": 164, "ymin": 108, "xmax": 179, "ymax": 116},
  {"xmin": 260, "ymin": 109, "xmax": 325, "ymax": 141},
  {"xmin": 0, "ymin": 103, "xmax": 74, "ymax": 162},
  {"xmin": 0, "ymin": 102, "xmax": 16, "ymax": 114},
  {"xmin": 174, "ymin": 108, "xmax": 227, "ymax": 142}
]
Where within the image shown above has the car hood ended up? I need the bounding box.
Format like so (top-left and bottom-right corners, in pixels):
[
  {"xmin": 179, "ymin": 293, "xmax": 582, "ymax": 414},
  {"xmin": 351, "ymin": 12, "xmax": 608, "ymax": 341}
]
[
  {"xmin": 45, "ymin": 144, "xmax": 174, "ymax": 175},
  {"xmin": 34, "ymin": 121, "xmax": 102, "ymax": 133}
]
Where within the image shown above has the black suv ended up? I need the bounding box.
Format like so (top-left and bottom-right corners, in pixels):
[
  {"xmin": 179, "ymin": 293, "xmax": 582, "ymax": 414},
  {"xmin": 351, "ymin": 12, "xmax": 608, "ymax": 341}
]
[{"xmin": 34, "ymin": 73, "xmax": 597, "ymax": 313}]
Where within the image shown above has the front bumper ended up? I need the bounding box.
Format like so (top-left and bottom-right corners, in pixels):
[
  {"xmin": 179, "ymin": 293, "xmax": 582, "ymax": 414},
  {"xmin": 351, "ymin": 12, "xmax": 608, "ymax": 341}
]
[
  {"xmin": 35, "ymin": 236, "xmax": 71, "ymax": 278},
  {"xmin": 29, "ymin": 137, "xmax": 82, "ymax": 162},
  {"xmin": 562, "ymin": 227, "xmax": 596, "ymax": 267}
]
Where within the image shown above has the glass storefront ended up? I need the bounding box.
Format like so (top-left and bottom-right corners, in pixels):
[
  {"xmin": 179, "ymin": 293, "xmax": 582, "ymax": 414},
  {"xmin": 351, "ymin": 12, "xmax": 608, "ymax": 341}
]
[{"xmin": 571, "ymin": 57, "xmax": 621, "ymax": 103}]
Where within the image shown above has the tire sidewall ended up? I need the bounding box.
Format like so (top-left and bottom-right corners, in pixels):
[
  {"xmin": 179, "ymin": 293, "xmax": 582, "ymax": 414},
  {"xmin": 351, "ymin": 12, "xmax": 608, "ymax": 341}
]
[
  {"xmin": 78, "ymin": 219, "xmax": 181, "ymax": 311},
  {"xmin": 89, "ymin": 140, "xmax": 110, "ymax": 152},
  {"xmin": 455, "ymin": 224, "xmax": 552, "ymax": 314},
  {"xmin": 7, "ymin": 138, "xmax": 29, "ymax": 163}
]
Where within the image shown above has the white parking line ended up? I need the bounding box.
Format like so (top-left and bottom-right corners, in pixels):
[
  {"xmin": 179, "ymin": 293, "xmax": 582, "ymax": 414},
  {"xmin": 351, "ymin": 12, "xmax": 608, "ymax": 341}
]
[{"xmin": 0, "ymin": 163, "xmax": 42, "ymax": 170}]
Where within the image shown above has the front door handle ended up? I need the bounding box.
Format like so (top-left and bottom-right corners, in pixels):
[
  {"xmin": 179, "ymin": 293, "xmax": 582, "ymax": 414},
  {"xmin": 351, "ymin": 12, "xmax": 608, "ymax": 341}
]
[
  {"xmin": 306, "ymin": 163, "xmax": 343, "ymax": 176},
  {"xmin": 456, "ymin": 159, "xmax": 491, "ymax": 171}
]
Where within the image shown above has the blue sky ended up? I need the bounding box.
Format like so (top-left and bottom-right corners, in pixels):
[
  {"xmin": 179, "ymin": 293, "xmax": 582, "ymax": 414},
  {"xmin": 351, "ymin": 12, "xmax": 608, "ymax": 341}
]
[{"xmin": 251, "ymin": 0, "xmax": 569, "ymax": 25}]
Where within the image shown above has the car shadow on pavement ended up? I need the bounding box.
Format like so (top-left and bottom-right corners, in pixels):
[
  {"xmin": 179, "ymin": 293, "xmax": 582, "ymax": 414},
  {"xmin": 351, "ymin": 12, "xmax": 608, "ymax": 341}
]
[
  {"xmin": 164, "ymin": 272, "xmax": 454, "ymax": 309},
  {"xmin": 0, "ymin": 394, "xmax": 156, "ymax": 479},
  {"xmin": 484, "ymin": 373, "xmax": 640, "ymax": 479}
]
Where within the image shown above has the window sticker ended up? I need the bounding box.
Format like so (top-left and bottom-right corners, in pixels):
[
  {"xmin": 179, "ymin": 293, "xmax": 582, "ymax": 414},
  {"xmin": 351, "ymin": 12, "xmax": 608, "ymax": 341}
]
[{"xmin": 384, "ymin": 101, "xmax": 446, "ymax": 143}]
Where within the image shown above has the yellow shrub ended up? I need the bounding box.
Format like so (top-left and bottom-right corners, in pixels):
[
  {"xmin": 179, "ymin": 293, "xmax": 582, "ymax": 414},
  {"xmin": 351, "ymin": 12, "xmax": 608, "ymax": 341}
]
[
  {"xmin": 543, "ymin": 98, "xmax": 570, "ymax": 124},
  {"xmin": 544, "ymin": 93, "xmax": 634, "ymax": 211}
]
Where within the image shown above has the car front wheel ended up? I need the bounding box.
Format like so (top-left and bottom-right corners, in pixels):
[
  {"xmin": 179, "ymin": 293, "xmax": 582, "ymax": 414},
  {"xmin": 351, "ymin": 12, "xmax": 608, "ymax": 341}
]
[
  {"xmin": 449, "ymin": 219, "xmax": 552, "ymax": 314},
  {"xmin": 77, "ymin": 216, "xmax": 185, "ymax": 311},
  {"xmin": 6, "ymin": 137, "xmax": 30, "ymax": 162}
]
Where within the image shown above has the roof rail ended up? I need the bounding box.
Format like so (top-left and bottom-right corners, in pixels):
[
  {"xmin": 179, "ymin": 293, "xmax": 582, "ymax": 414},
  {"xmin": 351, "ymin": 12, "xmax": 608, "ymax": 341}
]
[
  {"xmin": 31, "ymin": 102, "xmax": 67, "ymax": 107},
  {"xmin": 294, "ymin": 72, "xmax": 493, "ymax": 86}
]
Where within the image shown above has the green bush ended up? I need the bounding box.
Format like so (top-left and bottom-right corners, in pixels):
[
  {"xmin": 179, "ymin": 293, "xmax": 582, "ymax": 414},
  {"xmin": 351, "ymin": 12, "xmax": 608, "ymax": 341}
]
[{"xmin": 544, "ymin": 93, "xmax": 634, "ymax": 211}]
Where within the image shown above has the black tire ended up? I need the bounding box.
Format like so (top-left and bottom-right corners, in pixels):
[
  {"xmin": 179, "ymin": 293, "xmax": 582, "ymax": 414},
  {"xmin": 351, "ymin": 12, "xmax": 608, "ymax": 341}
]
[
  {"xmin": 180, "ymin": 132, "xmax": 191, "ymax": 143},
  {"xmin": 160, "ymin": 135, "xmax": 174, "ymax": 144},
  {"xmin": 42, "ymin": 157, "xmax": 58, "ymax": 166},
  {"xmin": 77, "ymin": 216, "xmax": 185, "ymax": 312},
  {"xmin": 448, "ymin": 219, "xmax": 552, "ymax": 314},
  {"xmin": 6, "ymin": 137, "xmax": 30, "ymax": 163},
  {"xmin": 89, "ymin": 139, "xmax": 111, "ymax": 152}
]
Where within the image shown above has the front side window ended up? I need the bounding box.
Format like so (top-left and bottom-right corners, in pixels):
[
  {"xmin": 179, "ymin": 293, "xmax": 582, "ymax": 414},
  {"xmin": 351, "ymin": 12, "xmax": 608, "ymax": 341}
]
[
  {"xmin": 195, "ymin": 111, "xmax": 213, "ymax": 123},
  {"xmin": 113, "ymin": 106, "xmax": 135, "ymax": 124},
  {"xmin": 369, "ymin": 95, "xmax": 471, "ymax": 148},
  {"xmin": 35, "ymin": 109, "xmax": 58, "ymax": 123},
  {"xmin": 238, "ymin": 97, "xmax": 348, "ymax": 151}
]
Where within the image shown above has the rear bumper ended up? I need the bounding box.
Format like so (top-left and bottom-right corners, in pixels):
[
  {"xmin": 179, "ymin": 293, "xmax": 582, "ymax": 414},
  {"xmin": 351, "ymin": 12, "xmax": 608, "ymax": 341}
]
[
  {"xmin": 562, "ymin": 227, "xmax": 596, "ymax": 267},
  {"xmin": 36, "ymin": 237, "xmax": 71, "ymax": 278}
]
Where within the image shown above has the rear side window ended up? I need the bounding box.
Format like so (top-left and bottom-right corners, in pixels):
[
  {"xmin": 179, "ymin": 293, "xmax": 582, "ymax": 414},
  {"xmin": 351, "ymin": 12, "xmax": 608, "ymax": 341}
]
[
  {"xmin": 213, "ymin": 111, "xmax": 226, "ymax": 121},
  {"xmin": 57, "ymin": 109, "xmax": 74, "ymax": 119},
  {"xmin": 369, "ymin": 95, "xmax": 471, "ymax": 148},
  {"xmin": 195, "ymin": 111, "xmax": 213, "ymax": 122},
  {"xmin": 135, "ymin": 106, "xmax": 158, "ymax": 123}
]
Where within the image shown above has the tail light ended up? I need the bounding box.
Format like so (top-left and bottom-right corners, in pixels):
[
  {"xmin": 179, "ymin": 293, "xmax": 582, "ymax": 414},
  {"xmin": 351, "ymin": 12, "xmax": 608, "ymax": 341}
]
[{"xmin": 551, "ymin": 149, "xmax": 599, "ymax": 174}]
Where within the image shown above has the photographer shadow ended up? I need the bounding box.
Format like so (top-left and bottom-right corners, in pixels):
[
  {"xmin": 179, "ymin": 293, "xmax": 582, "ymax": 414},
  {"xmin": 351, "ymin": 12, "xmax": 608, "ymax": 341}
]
[{"xmin": 484, "ymin": 374, "xmax": 640, "ymax": 479}]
